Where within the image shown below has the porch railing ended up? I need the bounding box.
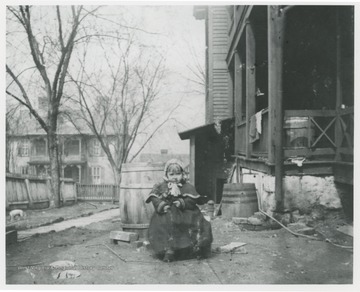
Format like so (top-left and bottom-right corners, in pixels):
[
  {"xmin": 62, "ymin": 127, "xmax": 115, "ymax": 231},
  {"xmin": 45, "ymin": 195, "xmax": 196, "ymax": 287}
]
[
  {"xmin": 236, "ymin": 107, "xmax": 353, "ymax": 163},
  {"xmin": 284, "ymin": 108, "xmax": 353, "ymax": 161},
  {"xmin": 30, "ymin": 154, "xmax": 86, "ymax": 163},
  {"xmin": 77, "ymin": 184, "xmax": 119, "ymax": 203}
]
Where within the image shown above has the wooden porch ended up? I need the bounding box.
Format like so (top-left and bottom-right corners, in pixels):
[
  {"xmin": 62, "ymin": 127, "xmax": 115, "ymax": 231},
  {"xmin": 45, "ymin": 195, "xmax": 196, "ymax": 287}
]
[{"xmin": 235, "ymin": 107, "xmax": 353, "ymax": 182}]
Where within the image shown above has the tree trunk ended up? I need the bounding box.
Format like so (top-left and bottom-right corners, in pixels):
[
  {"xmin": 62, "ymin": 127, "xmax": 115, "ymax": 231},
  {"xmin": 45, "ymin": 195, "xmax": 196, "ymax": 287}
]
[
  {"xmin": 111, "ymin": 163, "xmax": 122, "ymax": 186},
  {"xmin": 48, "ymin": 132, "xmax": 61, "ymax": 208}
]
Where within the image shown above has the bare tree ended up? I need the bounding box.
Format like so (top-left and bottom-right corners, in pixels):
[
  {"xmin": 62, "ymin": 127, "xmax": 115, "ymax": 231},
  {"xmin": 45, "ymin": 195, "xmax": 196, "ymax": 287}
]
[
  {"xmin": 66, "ymin": 36, "xmax": 179, "ymax": 184},
  {"xmin": 6, "ymin": 6, "xmax": 94, "ymax": 207},
  {"xmin": 6, "ymin": 103, "xmax": 22, "ymax": 173}
]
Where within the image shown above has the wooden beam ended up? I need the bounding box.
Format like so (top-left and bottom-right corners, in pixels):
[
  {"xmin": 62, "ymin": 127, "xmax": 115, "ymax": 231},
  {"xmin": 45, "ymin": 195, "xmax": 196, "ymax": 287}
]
[
  {"xmin": 245, "ymin": 21, "xmax": 256, "ymax": 158},
  {"xmin": 268, "ymin": 6, "xmax": 286, "ymax": 211}
]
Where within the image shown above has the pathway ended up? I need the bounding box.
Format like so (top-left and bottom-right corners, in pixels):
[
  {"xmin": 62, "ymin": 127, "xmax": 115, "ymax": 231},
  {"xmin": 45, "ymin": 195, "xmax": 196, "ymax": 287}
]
[{"xmin": 18, "ymin": 208, "xmax": 120, "ymax": 240}]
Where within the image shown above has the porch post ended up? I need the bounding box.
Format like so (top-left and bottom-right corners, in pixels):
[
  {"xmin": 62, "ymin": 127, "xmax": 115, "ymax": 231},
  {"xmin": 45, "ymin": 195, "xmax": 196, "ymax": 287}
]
[
  {"xmin": 335, "ymin": 9, "xmax": 343, "ymax": 161},
  {"xmin": 268, "ymin": 6, "xmax": 286, "ymax": 211},
  {"xmin": 79, "ymin": 137, "xmax": 82, "ymax": 160},
  {"xmin": 189, "ymin": 135, "xmax": 196, "ymax": 184},
  {"xmin": 245, "ymin": 21, "xmax": 256, "ymax": 158},
  {"xmin": 77, "ymin": 165, "xmax": 82, "ymax": 184},
  {"xmin": 234, "ymin": 51, "xmax": 242, "ymax": 126},
  {"xmin": 61, "ymin": 165, "xmax": 65, "ymax": 178}
]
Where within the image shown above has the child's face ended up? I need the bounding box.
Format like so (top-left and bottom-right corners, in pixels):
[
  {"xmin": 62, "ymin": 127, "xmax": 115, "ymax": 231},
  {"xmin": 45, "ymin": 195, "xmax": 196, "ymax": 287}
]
[{"xmin": 167, "ymin": 169, "xmax": 182, "ymax": 183}]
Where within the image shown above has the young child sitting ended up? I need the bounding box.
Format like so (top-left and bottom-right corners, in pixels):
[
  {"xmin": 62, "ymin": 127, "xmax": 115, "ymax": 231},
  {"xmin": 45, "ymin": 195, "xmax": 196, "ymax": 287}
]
[{"xmin": 145, "ymin": 158, "xmax": 213, "ymax": 262}]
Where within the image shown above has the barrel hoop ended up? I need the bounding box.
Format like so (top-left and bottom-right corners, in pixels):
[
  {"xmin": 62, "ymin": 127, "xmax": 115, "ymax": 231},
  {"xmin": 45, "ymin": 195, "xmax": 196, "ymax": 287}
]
[
  {"xmin": 121, "ymin": 168, "xmax": 164, "ymax": 173},
  {"xmin": 222, "ymin": 198, "xmax": 258, "ymax": 204},
  {"xmin": 120, "ymin": 186, "xmax": 153, "ymax": 190},
  {"xmin": 121, "ymin": 223, "xmax": 150, "ymax": 229},
  {"xmin": 222, "ymin": 192, "xmax": 256, "ymax": 197}
]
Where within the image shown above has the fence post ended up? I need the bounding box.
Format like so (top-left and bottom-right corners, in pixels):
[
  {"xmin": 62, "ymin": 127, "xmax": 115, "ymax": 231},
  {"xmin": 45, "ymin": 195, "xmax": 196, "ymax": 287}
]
[
  {"xmin": 24, "ymin": 178, "xmax": 34, "ymax": 209},
  {"xmin": 75, "ymin": 183, "xmax": 78, "ymax": 203},
  {"xmin": 60, "ymin": 179, "xmax": 65, "ymax": 206},
  {"xmin": 112, "ymin": 185, "xmax": 116, "ymax": 204}
]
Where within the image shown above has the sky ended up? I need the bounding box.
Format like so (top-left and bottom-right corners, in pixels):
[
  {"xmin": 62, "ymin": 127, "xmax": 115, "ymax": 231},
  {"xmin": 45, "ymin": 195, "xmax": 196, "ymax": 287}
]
[
  {"xmin": 124, "ymin": 5, "xmax": 206, "ymax": 156},
  {"xmin": 4, "ymin": 4, "xmax": 207, "ymax": 157}
]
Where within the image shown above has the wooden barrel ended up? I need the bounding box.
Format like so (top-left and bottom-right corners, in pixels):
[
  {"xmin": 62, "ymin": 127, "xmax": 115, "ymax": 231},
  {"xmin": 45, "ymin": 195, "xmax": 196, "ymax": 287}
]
[
  {"xmin": 221, "ymin": 183, "xmax": 259, "ymax": 219},
  {"xmin": 119, "ymin": 162, "xmax": 165, "ymax": 238}
]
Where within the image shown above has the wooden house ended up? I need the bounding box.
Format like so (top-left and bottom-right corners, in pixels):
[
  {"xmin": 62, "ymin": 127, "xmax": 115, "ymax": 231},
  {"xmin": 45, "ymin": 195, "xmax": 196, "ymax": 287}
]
[
  {"xmin": 7, "ymin": 113, "xmax": 116, "ymax": 185},
  {"xmin": 180, "ymin": 5, "xmax": 353, "ymax": 219}
]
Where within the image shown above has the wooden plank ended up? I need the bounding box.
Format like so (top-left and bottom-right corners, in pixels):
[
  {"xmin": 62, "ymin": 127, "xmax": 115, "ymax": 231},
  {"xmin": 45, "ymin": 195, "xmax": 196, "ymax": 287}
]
[
  {"xmin": 24, "ymin": 179, "xmax": 34, "ymax": 209},
  {"xmin": 284, "ymin": 110, "xmax": 336, "ymax": 117},
  {"xmin": 284, "ymin": 148, "xmax": 336, "ymax": 158}
]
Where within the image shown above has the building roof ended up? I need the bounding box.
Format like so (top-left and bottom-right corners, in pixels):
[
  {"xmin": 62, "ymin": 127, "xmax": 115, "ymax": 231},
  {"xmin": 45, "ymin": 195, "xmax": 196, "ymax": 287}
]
[
  {"xmin": 8, "ymin": 112, "xmax": 116, "ymax": 137},
  {"xmin": 178, "ymin": 117, "xmax": 233, "ymax": 140}
]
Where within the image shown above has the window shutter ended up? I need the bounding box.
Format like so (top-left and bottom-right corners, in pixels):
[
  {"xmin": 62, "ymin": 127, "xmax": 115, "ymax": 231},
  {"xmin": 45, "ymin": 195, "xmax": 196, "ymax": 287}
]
[
  {"xmin": 88, "ymin": 167, "xmax": 93, "ymax": 184},
  {"xmin": 88, "ymin": 139, "xmax": 93, "ymax": 157}
]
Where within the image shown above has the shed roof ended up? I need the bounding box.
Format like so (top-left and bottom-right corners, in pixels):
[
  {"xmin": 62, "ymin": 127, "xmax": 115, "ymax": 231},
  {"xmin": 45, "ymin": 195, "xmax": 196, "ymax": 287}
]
[{"xmin": 178, "ymin": 118, "xmax": 233, "ymax": 140}]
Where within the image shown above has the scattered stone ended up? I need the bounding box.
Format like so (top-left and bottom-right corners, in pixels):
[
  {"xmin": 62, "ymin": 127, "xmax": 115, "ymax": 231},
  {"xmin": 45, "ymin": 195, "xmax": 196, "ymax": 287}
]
[
  {"xmin": 110, "ymin": 231, "xmax": 139, "ymax": 243},
  {"xmin": 233, "ymin": 247, "xmax": 247, "ymax": 254},
  {"xmin": 247, "ymin": 217, "xmax": 263, "ymax": 226},
  {"xmin": 49, "ymin": 260, "xmax": 75, "ymax": 269},
  {"xmin": 336, "ymin": 225, "xmax": 353, "ymax": 237},
  {"xmin": 203, "ymin": 215, "xmax": 211, "ymax": 222},
  {"xmin": 53, "ymin": 270, "xmax": 81, "ymax": 280},
  {"xmin": 296, "ymin": 227, "xmax": 316, "ymax": 236},
  {"xmin": 143, "ymin": 241, "xmax": 151, "ymax": 249},
  {"xmin": 218, "ymin": 242, "xmax": 247, "ymax": 253},
  {"xmin": 305, "ymin": 217, "xmax": 316, "ymax": 227},
  {"xmin": 252, "ymin": 212, "xmax": 267, "ymax": 221},
  {"xmin": 131, "ymin": 240, "xmax": 143, "ymax": 248},
  {"xmin": 232, "ymin": 217, "xmax": 248, "ymax": 224},
  {"xmin": 290, "ymin": 210, "xmax": 304, "ymax": 222}
]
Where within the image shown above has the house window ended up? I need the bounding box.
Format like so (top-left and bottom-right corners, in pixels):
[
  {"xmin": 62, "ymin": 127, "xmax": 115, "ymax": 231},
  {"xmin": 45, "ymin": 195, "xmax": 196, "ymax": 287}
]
[
  {"xmin": 19, "ymin": 140, "xmax": 29, "ymax": 156},
  {"xmin": 33, "ymin": 139, "xmax": 46, "ymax": 156},
  {"xmin": 92, "ymin": 139, "xmax": 101, "ymax": 156},
  {"xmin": 64, "ymin": 139, "xmax": 80, "ymax": 156},
  {"xmin": 91, "ymin": 166, "xmax": 101, "ymax": 185},
  {"xmin": 20, "ymin": 166, "xmax": 28, "ymax": 175}
]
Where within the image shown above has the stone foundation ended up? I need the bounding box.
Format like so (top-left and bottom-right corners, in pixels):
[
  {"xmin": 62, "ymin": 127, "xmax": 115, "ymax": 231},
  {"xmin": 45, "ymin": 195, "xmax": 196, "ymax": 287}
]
[{"xmin": 230, "ymin": 168, "xmax": 344, "ymax": 216}]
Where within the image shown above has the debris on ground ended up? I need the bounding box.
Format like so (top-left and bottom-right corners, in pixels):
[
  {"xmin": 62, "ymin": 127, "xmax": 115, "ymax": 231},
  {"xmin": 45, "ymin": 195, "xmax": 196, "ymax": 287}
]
[
  {"xmin": 131, "ymin": 240, "xmax": 143, "ymax": 248},
  {"xmin": 53, "ymin": 270, "xmax": 81, "ymax": 280},
  {"xmin": 217, "ymin": 242, "xmax": 247, "ymax": 253},
  {"xmin": 110, "ymin": 230, "xmax": 139, "ymax": 243},
  {"xmin": 49, "ymin": 260, "xmax": 75, "ymax": 269}
]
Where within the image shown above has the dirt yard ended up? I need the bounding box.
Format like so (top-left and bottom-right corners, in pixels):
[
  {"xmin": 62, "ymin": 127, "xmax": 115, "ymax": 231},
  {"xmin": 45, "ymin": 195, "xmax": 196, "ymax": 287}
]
[{"xmin": 5, "ymin": 203, "xmax": 353, "ymax": 285}]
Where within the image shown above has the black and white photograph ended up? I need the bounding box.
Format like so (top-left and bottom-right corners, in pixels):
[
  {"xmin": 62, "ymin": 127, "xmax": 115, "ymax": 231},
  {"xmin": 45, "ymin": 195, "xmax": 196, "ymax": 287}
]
[{"xmin": 3, "ymin": 1, "xmax": 356, "ymax": 288}]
